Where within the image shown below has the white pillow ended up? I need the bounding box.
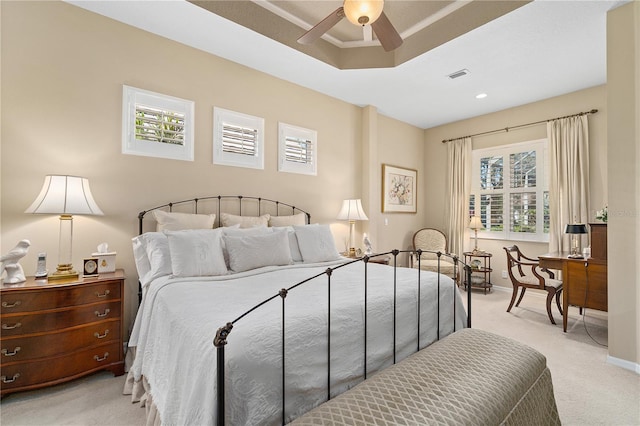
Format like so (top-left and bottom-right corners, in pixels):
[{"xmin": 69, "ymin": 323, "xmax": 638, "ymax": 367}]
[
  {"xmin": 293, "ymin": 224, "xmax": 341, "ymax": 263},
  {"xmin": 272, "ymin": 226, "xmax": 303, "ymax": 262},
  {"xmin": 165, "ymin": 229, "xmax": 228, "ymax": 277},
  {"xmin": 141, "ymin": 232, "xmax": 172, "ymax": 284},
  {"xmin": 153, "ymin": 210, "xmax": 216, "ymax": 232},
  {"xmin": 132, "ymin": 235, "xmax": 151, "ymax": 283},
  {"xmin": 268, "ymin": 213, "xmax": 307, "ymax": 227},
  {"xmin": 220, "ymin": 213, "xmax": 270, "ymax": 228},
  {"xmin": 223, "ymin": 230, "xmax": 292, "ymax": 273}
]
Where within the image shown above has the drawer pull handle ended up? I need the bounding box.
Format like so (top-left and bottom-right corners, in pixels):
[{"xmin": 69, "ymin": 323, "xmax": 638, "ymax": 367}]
[
  {"xmin": 95, "ymin": 290, "xmax": 110, "ymax": 298},
  {"xmin": 94, "ymin": 352, "xmax": 109, "ymax": 362},
  {"xmin": 95, "ymin": 309, "xmax": 111, "ymax": 318},
  {"xmin": 1, "ymin": 301, "xmax": 21, "ymax": 308},
  {"xmin": 94, "ymin": 330, "xmax": 110, "ymax": 339},
  {"xmin": 2, "ymin": 322, "xmax": 22, "ymax": 330},
  {"xmin": 1, "ymin": 373, "xmax": 20, "ymax": 384},
  {"xmin": 1, "ymin": 347, "xmax": 21, "ymax": 357}
]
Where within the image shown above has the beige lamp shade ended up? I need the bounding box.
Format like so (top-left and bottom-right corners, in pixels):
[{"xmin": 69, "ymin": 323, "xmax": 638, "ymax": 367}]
[
  {"xmin": 25, "ymin": 175, "xmax": 103, "ymax": 215},
  {"xmin": 337, "ymin": 199, "xmax": 369, "ymax": 221},
  {"xmin": 469, "ymin": 216, "xmax": 483, "ymax": 230}
]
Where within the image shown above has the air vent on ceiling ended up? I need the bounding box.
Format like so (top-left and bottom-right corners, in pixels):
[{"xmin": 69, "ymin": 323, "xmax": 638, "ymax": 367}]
[{"xmin": 448, "ymin": 69, "xmax": 469, "ymax": 79}]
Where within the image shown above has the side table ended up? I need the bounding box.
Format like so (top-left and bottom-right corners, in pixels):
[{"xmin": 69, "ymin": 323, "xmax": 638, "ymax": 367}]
[{"xmin": 463, "ymin": 251, "xmax": 492, "ymax": 294}]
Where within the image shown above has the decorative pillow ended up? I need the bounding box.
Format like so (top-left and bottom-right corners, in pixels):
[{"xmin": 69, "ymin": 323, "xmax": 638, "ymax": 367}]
[
  {"xmin": 268, "ymin": 213, "xmax": 307, "ymax": 227},
  {"xmin": 293, "ymin": 224, "xmax": 341, "ymax": 263},
  {"xmin": 272, "ymin": 226, "xmax": 303, "ymax": 262},
  {"xmin": 153, "ymin": 210, "xmax": 216, "ymax": 232},
  {"xmin": 223, "ymin": 230, "xmax": 292, "ymax": 273},
  {"xmin": 165, "ymin": 229, "xmax": 227, "ymax": 277},
  {"xmin": 141, "ymin": 232, "xmax": 172, "ymax": 284},
  {"xmin": 220, "ymin": 213, "xmax": 270, "ymax": 228}
]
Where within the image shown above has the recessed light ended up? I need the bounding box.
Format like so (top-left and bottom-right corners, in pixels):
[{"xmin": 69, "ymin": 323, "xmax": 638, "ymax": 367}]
[{"xmin": 476, "ymin": 93, "xmax": 488, "ymax": 99}]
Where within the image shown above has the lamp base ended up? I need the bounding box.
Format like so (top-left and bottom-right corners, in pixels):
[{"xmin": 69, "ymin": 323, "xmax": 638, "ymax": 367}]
[
  {"xmin": 48, "ymin": 264, "xmax": 79, "ymax": 282},
  {"xmin": 347, "ymin": 248, "xmax": 357, "ymax": 258}
]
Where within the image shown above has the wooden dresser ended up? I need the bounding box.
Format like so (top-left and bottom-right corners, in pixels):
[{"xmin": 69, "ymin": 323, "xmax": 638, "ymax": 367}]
[{"xmin": 1, "ymin": 270, "xmax": 125, "ymax": 397}]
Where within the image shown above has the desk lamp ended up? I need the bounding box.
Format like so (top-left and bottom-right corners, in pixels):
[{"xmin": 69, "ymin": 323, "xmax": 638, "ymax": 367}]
[
  {"xmin": 25, "ymin": 175, "xmax": 103, "ymax": 281},
  {"xmin": 337, "ymin": 199, "xmax": 368, "ymax": 258},
  {"xmin": 565, "ymin": 223, "xmax": 587, "ymax": 259}
]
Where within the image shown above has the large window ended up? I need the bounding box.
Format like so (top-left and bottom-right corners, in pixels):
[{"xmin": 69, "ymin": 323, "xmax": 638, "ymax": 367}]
[{"xmin": 470, "ymin": 139, "xmax": 549, "ymax": 242}]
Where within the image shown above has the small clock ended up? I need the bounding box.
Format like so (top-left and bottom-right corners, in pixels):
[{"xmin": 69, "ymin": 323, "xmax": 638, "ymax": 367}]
[{"xmin": 83, "ymin": 258, "xmax": 99, "ymax": 276}]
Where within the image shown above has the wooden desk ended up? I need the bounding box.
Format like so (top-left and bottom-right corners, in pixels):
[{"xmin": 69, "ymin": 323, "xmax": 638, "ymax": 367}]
[{"xmin": 538, "ymin": 253, "xmax": 607, "ymax": 332}]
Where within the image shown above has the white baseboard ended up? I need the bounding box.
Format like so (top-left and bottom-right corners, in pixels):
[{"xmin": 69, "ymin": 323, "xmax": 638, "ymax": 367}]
[{"xmin": 606, "ymin": 355, "xmax": 640, "ymax": 375}]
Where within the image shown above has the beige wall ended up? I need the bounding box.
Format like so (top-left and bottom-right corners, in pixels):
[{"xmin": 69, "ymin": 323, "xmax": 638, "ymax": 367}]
[
  {"xmin": 606, "ymin": 1, "xmax": 639, "ymax": 370},
  {"xmin": 0, "ymin": 1, "xmax": 425, "ymax": 336}
]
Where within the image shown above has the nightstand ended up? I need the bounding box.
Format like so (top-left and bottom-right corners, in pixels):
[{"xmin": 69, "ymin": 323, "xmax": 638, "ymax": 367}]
[
  {"xmin": 1, "ymin": 270, "xmax": 125, "ymax": 397},
  {"xmin": 463, "ymin": 252, "xmax": 492, "ymax": 294}
]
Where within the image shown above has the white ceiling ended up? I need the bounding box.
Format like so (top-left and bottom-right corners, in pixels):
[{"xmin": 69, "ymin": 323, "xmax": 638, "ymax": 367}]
[{"xmin": 68, "ymin": 0, "xmax": 625, "ymax": 129}]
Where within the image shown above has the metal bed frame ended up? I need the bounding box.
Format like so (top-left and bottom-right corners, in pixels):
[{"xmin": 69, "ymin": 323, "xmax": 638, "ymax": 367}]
[
  {"xmin": 135, "ymin": 195, "xmax": 472, "ymax": 425},
  {"xmin": 214, "ymin": 251, "xmax": 472, "ymax": 426}
]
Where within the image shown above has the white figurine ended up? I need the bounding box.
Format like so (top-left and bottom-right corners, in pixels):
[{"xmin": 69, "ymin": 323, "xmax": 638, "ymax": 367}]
[
  {"xmin": 363, "ymin": 233, "xmax": 373, "ymax": 256},
  {"xmin": 1, "ymin": 239, "xmax": 31, "ymax": 284}
]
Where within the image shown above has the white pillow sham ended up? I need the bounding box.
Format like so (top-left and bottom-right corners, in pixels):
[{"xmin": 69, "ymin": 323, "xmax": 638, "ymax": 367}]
[
  {"xmin": 272, "ymin": 226, "xmax": 303, "ymax": 262},
  {"xmin": 165, "ymin": 229, "xmax": 227, "ymax": 277},
  {"xmin": 140, "ymin": 232, "xmax": 172, "ymax": 285},
  {"xmin": 293, "ymin": 224, "xmax": 341, "ymax": 263},
  {"xmin": 223, "ymin": 230, "xmax": 292, "ymax": 273},
  {"xmin": 153, "ymin": 210, "xmax": 216, "ymax": 231},
  {"xmin": 220, "ymin": 213, "xmax": 270, "ymax": 228},
  {"xmin": 268, "ymin": 213, "xmax": 307, "ymax": 227},
  {"xmin": 132, "ymin": 235, "xmax": 152, "ymax": 284}
]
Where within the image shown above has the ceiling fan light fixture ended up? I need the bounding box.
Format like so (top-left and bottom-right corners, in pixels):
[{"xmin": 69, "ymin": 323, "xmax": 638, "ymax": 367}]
[{"xmin": 343, "ymin": 0, "xmax": 384, "ymax": 26}]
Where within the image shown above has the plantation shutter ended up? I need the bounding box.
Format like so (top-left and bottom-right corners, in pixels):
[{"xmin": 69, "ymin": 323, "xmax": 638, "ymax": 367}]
[
  {"xmin": 135, "ymin": 105, "xmax": 186, "ymax": 145},
  {"xmin": 221, "ymin": 123, "xmax": 258, "ymax": 156}
]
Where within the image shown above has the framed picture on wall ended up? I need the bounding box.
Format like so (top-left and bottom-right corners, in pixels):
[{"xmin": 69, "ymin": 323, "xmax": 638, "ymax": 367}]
[{"xmin": 382, "ymin": 164, "xmax": 417, "ymax": 213}]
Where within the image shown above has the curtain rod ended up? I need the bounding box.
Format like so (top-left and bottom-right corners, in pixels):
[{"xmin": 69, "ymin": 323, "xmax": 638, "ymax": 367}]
[{"xmin": 441, "ymin": 108, "xmax": 598, "ymax": 143}]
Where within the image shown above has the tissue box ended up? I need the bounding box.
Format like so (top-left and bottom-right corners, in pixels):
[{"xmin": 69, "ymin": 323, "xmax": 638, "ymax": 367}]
[{"xmin": 91, "ymin": 252, "xmax": 117, "ymax": 273}]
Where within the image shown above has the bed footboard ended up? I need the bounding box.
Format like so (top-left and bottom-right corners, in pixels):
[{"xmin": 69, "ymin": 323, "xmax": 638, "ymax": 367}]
[{"xmin": 214, "ymin": 250, "xmax": 472, "ymax": 426}]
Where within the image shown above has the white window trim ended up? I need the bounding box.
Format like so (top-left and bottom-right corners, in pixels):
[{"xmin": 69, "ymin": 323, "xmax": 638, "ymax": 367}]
[
  {"xmin": 213, "ymin": 107, "xmax": 264, "ymax": 170},
  {"xmin": 122, "ymin": 85, "xmax": 194, "ymax": 161},
  {"xmin": 471, "ymin": 138, "xmax": 549, "ymax": 243},
  {"xmin": 278, "ymin": 122, "xmax": 317, "ymax": 176}
]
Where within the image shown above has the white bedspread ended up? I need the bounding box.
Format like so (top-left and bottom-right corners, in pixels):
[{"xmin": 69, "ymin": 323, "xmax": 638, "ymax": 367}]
[{"xmin": 127, "ymin": 259, "xmax": 467, "ymax": 425}]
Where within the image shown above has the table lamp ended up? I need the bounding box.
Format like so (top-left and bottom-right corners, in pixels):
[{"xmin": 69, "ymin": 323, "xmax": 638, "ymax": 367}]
[
  {"xmin": 337, "ymin": 199, "xmax": 368, "ymax": 258},
  {"xmin": 469, "ymin": 216, "xmax": 484, "ymax": 253},
  {"xmin": 565, "ymin": 223, "xmax": 587, "ymax": 259},
  {"xmin": 25, "ymin": 175, "xmax": 103, "ymax": 281}
]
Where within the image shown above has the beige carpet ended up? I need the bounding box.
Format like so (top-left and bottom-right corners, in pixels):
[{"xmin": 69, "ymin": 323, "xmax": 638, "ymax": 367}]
[{"xmin": 1, "ymin": 288, "xmax": 638, "ymax": 425}]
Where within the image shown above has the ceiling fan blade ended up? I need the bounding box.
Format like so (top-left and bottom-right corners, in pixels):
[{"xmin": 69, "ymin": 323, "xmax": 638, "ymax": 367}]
[
  {"xmin": 297, "ymin": 7, "xmax": 344, "ymax": 45},
  {"xmin": 371, "ymin": 11, "xmax": 402, "ymax": 52}
]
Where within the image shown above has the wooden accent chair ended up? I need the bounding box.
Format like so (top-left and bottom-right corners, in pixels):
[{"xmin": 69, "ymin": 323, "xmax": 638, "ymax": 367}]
[
  {"xmin": 411, "ymin": 228, "xmax": 457, "ymax": 280},
  {"xmin": 503, "ymin": 245, "xmax": 563, "ymax": 325}
]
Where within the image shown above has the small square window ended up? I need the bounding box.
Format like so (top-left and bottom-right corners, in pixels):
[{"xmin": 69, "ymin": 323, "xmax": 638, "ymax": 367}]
[
  {"xmin": 122, "ymin": 85, "xmax": 194, "ymax": 161},
  {"xmin": 213, "ymin": 107, "xmax": 264, "ymax": 170},
  {"xmin": 278, "ymin": 122, "xmax": 317, "ymax": 176}
]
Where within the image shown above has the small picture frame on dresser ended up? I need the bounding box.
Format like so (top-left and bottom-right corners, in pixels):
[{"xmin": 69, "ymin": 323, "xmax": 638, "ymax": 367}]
[{"xmin": 83, "ymin": 258, "xmax": 99, "ymax": 276}]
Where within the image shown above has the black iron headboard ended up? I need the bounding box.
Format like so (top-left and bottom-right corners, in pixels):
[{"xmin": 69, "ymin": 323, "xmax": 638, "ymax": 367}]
[{"xmin": 137, "ymin": 195, "xmax": 311, "ymax": 235}]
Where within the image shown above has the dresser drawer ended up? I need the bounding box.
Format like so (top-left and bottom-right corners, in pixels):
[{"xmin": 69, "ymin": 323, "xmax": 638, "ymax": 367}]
[
  {"xmin": 1, "ymin": 319, "xmax": 121, "ymax": 364},
  {"xmin": 1, "ymin": 281, "xmax": 121, "ymax": 314},
  {"xmin": 0, "ymin": 341, "xmax": 122, "ymax": 392},
  {"xmin": 0, "ymin": 300, "xmax": 121, "ymax": 337}
]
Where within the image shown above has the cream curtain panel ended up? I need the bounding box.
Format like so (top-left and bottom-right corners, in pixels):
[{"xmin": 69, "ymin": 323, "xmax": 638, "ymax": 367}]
[
  {"xmin": 445, "ymin": 137, "xmax": 472, "ymax": 258},
  {"xmin": 547, "ymin": 115, "xmax": 590, "ymax": 253}
]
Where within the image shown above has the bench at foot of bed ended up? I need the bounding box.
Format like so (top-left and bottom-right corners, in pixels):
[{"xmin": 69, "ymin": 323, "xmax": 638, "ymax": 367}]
[{"xmin": 290, "ymin": 328, "xmax": 560, "ymax": 425}]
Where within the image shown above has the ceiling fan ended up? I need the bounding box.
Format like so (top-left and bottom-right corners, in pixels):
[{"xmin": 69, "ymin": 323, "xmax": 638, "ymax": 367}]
[{"xmin": 297, "ymin": 0, "xmax": 403, "ymax": 52}]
